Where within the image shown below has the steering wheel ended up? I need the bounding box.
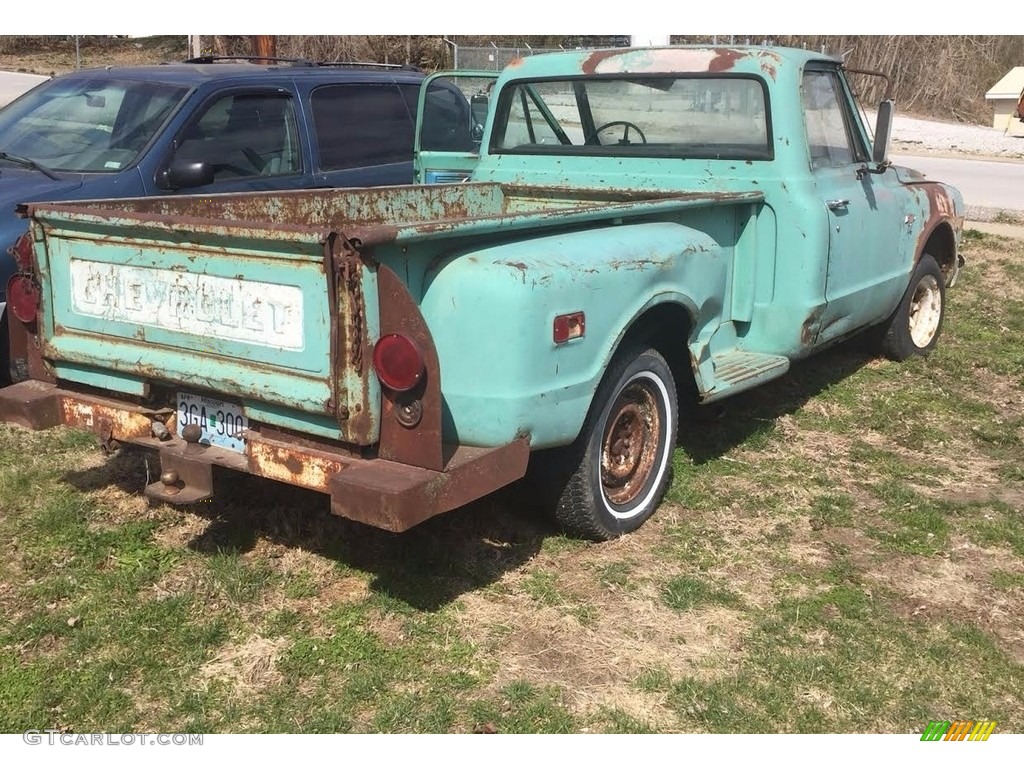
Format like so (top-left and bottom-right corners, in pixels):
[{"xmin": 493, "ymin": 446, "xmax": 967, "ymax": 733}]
[
  {"xmin": 241, "ymin": 147, "xmax": 267, "ymax": 173},
  {"xmin": 594, "ymin": 121, "xmax": 647, "ymax": 145}
]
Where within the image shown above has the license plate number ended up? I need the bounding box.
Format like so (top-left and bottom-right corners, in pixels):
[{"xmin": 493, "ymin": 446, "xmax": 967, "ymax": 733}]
[{"xmin": 176, "ymin": 392, "xmax": 247, "ymax": 453}]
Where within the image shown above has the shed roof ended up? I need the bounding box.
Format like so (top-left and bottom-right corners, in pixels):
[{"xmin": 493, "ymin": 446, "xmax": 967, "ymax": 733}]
[{"xmin": 986, "ymin": 66, "xmax": 1024, "ymax": 100}]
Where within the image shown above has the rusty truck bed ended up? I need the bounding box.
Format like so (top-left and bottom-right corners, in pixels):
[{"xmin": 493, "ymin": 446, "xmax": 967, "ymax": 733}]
[{"xmin": 24, "ymin": 182, "xmax": 763, "ymax": 247}]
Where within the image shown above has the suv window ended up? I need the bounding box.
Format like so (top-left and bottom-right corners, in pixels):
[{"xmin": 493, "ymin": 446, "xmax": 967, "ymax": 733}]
[
  {"xmin": 0, "ymin": 78, "xmax": 186, "ymax": 172},
  {"xmin": 312, "ymin": 84, "xmax": 413, "ymax": 170},
  {"xmin": 170, "ymin": 92, "xmax": 301, "ymax": 182}
]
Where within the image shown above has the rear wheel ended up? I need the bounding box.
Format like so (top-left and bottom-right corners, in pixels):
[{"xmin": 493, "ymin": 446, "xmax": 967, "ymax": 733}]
[
  {"xmin": 536, "ymin": 345, "xmax": 678, "ymax": 541},
  {"xmin": 876, "ymin": 254, "xmax": 946, "ymax": 361}
]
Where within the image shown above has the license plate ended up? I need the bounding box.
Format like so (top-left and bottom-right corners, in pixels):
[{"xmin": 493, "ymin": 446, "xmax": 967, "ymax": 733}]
[{"xmin": 176, "ymin": 392, "xmax": 248, "ymax": 453}]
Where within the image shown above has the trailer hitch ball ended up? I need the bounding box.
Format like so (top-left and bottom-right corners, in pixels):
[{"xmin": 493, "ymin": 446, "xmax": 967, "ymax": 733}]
[
  {"xmin": 181, "ymin": 423, "xmax": 202, "ymax": 444},
  {"xmin": 160, "ymin": 470, "xmax": 179, "ymax": 486}
]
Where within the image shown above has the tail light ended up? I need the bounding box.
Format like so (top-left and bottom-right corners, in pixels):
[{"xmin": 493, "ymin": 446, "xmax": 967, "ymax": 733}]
[
  {"xmin": 553, "ymin": 311, "xmax": 586, "ymax": 344},
  {"xmin": 372, "ymin": 334, "xmax": 425, "ymax": 392},
  {"xmin": 7, "ymin": 274, "xmax": 40, "ymax": 324},
  {"xmin": 9, "ymin": 230, "xmax": 34, "ymax": 271}
]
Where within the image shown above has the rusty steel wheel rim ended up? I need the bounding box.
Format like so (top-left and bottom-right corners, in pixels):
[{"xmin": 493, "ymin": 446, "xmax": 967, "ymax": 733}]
[{"xmin": 600, "ymin": 379, "xmax": 662, "ymax": 508}]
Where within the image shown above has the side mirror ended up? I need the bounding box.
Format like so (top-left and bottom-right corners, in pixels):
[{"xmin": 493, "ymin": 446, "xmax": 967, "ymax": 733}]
[
  {"xmin": 158, "ymin": 159, "xmax": 215, "ymax": 191},
  {"xmin": 873, "ymin": 99, "xmax": 894, "ymax": 165},
  {"xmin": 469, "ymin": 94, "xmax": 489, "ymax": 141}
]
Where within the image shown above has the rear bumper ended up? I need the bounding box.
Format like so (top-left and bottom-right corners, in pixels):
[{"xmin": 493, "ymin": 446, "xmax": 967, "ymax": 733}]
[{"xmin": 0, "ymin": 380, "xmax": 530, "ymax": 532}]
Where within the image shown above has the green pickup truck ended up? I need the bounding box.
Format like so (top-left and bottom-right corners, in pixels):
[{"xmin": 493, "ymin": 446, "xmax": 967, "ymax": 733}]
[{"xmin": 1, "ymin": 46, "xmax": 964, "ymax": 541}]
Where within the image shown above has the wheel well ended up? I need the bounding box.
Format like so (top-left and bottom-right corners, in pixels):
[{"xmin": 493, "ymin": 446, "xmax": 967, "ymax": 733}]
[
  {"xmin": 921, "ymin": 223, "xmax": 957, "ymax": 282},
  {"xmin": 617, "ymin": 303, "xmax": 697, "ymax": 408}
]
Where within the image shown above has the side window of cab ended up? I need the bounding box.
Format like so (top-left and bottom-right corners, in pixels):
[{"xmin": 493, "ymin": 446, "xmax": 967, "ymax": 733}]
[{"xmin": 801, "ymin": 69, "xmax": 868, "ymax": 169}]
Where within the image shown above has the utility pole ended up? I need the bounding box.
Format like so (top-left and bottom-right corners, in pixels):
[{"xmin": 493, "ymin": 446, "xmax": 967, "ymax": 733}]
[{"xmin": 250, "ymin": 35, "xmax": 277, "ymax": 62}]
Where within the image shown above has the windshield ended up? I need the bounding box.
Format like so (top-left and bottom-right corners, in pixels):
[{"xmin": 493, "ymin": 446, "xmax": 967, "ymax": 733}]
[
  {"xmin": 492, "ymin": 75, "xmax": 771, "ymax": 160},
  {"xmin": 0, "ymin": 77, "xmax": 188, "ymax": 173}
]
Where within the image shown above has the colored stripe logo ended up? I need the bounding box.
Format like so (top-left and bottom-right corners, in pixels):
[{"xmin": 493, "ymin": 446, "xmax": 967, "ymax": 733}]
[{"xmin": 921, "ymin": 720, "xmax": 997, "ymax": 741}]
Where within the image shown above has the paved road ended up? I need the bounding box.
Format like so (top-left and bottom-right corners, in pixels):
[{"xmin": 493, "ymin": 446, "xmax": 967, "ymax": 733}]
[
  {"xmin": 892, "ymin": 153, "xmax": 1024, "ymax": 212},
  {"xmin": 0, "ymin": 70, "xmax": 49, "ymax": 107}
]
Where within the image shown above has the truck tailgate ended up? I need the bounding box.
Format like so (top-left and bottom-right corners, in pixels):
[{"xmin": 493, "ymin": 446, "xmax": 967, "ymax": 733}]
[{"xmin": 30, "ymin": 207, "xmax": 377, "ymax": 444}]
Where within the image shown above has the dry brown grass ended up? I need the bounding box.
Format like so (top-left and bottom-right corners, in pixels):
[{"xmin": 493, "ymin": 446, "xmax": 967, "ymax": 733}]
[
  {"xmin": 449, "ymin": 514, "xmax": 759, "ymax": 726},
  {"xmin": 198, "ymin": 635, "xmax": 289, "ymax": 692}
]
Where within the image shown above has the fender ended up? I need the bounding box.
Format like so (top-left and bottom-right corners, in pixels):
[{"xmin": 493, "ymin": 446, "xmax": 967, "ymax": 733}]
[
  {"xmin": 894, "ymin": 172, "xmax": 964, "ymax": 286},
  {"xmin": 418, "ymin": 220, "xmax": 728, "ymax": 449}
]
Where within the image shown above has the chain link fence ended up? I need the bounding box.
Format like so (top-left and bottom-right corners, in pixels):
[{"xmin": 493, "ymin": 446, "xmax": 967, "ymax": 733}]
[{"xmin": 451, "ymin": 45, "xmax": 564, "ymax": 71}]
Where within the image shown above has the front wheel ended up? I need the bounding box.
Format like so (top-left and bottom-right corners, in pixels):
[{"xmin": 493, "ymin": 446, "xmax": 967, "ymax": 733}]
[
  {"xmin": 876, "ymin": 254, "xmax": 946, "ymax": 361},
  {"xmin": 537, "ymin": 345, "xmax": 678, "ymax": 541}
]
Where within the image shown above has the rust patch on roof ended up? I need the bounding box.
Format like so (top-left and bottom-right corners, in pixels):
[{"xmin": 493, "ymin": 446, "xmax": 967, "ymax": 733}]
[
  {"xmin": 582, "ymin": 47, "xmax": 765, "ymax": 76},
  {"xmin": 708, "ymin": 48, "xmax": 745, "ymax": 73},
  {"xmin": 756, "ymin": 51, "xmax": 783, "ymax": 79},
  {"xmin": 582, "ymin": 48, "xmax": 627, "ymax": 75}
]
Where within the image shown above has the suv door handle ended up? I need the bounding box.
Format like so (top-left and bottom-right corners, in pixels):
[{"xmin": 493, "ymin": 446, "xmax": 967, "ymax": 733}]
[{"xmin": 827, "ymin": 199, "xmax": 850, "ymax": 210}]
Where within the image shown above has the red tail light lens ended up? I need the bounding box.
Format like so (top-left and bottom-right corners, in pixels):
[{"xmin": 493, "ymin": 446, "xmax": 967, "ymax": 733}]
[
  {"xmin": 9, "ymin": 231, "xmax": 34, "ymax": 271},
  {"xmin": 7, "ymin": 274, "xmax": 41, "ymax": 324},
  {"xmin": 372, "ymin": 334, "xmax": 425, "ymax": 392},
  {"xmin": 553, "ymin": 311, "xmax": 586, "ymax": 344}
]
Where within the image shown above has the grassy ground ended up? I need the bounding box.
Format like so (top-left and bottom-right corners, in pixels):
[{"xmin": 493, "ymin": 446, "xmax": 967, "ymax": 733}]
[{"xmin": 1, "ymin": 232, "xmax": 1022, "ymax": 734}]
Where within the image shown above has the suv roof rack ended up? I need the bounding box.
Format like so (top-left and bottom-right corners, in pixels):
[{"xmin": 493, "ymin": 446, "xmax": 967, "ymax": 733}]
[
  {"xmin": 317, "ymin": 61, "xmax": 424, "ymax": 72},
  {"xmin": 182, "ymin": 55, "xmax": 308, "ymax": 65},
  {"xmin": 181, "ymin": 56, "xmax": 423, "ymax": 72}
]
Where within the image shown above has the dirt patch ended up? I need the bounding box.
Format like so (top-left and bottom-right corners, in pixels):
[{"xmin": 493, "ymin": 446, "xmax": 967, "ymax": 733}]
[
  {"xmin": 963, "ymin": 244, "xmax": 1024, "ymax": 301},
  {"xmin": 146, "ymin": 559, "xmax": 218, "ymax": 605},
  {"xmin": 970, "ymin": 366, "xmax": 1024, "ymax": 421},
  {"xmin": 198, "ymin": 635, "xmax": 289, "ymax": 693},
  {"xmin": 152, "ymin": 514, "xmax": 212, "ymax": 550},
  {"xmin": 460, "ymin": 589, "xmax": 747, "ymax": 729},
  {"xmin": 863, "ymin": 537, "xmax": 1024, "ymax": 662},
  {"xmin": 453, "ymin": 523, "xmax": 755, "ymax": 728},
  {"xmin": 366, "ymin": 610, "xmax": 407, "ymax": 645}
]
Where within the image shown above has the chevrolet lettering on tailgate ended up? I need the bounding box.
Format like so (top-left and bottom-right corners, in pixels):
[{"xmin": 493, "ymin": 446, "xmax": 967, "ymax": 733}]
[{"xmin": 69, "ymin": 259, "xmax": 305, "ymax": 349}]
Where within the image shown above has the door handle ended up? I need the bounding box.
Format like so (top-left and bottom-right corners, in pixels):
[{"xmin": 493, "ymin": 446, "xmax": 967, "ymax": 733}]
[{"xmin": 827, "ymin": 199, "xmax": 850, "ymax": 210}]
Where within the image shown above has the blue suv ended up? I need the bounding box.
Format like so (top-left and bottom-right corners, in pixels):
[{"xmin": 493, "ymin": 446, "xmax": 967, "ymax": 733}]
[{"xmin": 0, "ymin": 57, "xmax": 476, "ymax": 382}]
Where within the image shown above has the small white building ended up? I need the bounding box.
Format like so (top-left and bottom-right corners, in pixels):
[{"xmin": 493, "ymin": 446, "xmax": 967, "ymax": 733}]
[{"xmin": 985, "ymin": 67, "xmax": 1024, "ymax": 137}]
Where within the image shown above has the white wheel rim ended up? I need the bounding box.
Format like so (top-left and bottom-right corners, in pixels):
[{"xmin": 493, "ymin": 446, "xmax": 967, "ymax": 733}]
[
  {"xmin": 598, "ymin": 370, "xmax": 673, "ymax": 521},
  {"xmin": 909, "ymin": 274, "xmax": 942, "ymax": 348}
]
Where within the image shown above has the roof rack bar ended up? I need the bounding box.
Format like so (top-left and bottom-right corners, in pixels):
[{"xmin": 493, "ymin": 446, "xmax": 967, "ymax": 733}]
[
  {"xmin": 181, "ymin": 55, "xmax": 422, "ymax": 72},
  {"xmin": 322, "ymin": 60, "xmax": 402, "ymax": 68},
  {"xmin": 183, "ymin": 55, "xmax": 308, "ymax": 64}
]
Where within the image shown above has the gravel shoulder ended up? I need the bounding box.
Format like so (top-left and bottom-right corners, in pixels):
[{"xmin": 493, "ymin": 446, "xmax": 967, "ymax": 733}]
[
  {"xmin": 871, "ymin": 110, "xmax": 1024, "ymax": 231},
  {"xmin": 874, "ymin": 110, "xmax": 1024, "ymax": 161}
]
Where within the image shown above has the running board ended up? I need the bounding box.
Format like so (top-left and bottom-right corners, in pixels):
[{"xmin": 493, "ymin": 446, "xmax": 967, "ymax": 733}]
[{"xmin": 700, "ymin": 350, "xmax": 790, "ymax": 404}]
